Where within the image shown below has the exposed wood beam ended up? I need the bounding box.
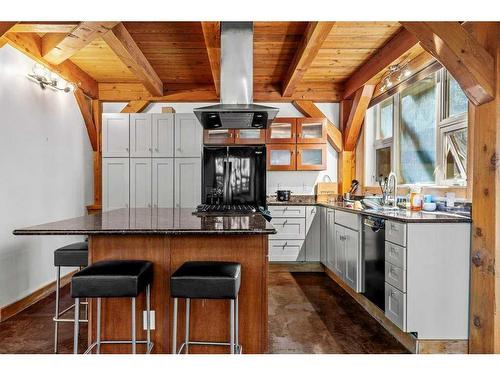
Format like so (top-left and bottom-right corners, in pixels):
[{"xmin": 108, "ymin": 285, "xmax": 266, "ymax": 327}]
[
  {"xmin": 343, "ymin": 85, "xmax": 375, "ymax": 151},
  {"xmin": 4, "ymin": 33, "xmax": 98, "ymax": 98},
  {"xmin": 401, "ymin": 22, "xmax": 495, "ymax": 105},
  {"xmin": 74, "ymin": 89, "xmax": 98, "ymax": 151},
  {"xmin": 10, "ymin": 22, "xmax": 78, "ymax": 33},
  {"xmin": 292, "ymin": 100, "xmax": 343, "ymax": 152},
  {"xmin": 0, "ymin": 22, "xmax": 17, "ymax": 37},
  {"xmin": 338, "ymin": 99, "xmax": 354, "ymax": 194},
  {"xmin": 343, "ymin": 28, "xmax": 418, "ymax": 99},
  {"xmin": 282, "ymin": 22, "xmax": 335, "ymax": 97},
  {"xmin": 201, "ymin": 22, "xmax": 221, "ymax": 97},
  {"xmin": 121, "ymin": 100, "xmax": 151, "ymax": 113},
  {"xmin": 42, "ymin": 22, "xmax": 118, "ymax": 65},
  {"xmin": 91, "ymin": 100, "xmax": 102, "ymax": 209},
  {"xmin": 102, "ymin": 23, "xmax": 163, "ymax": 97}
]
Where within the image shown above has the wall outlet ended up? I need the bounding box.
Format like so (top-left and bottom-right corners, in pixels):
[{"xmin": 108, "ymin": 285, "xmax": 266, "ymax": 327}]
[{"xmin": 142, "ymin": 310, "xmax": 155, "ymax": 330}]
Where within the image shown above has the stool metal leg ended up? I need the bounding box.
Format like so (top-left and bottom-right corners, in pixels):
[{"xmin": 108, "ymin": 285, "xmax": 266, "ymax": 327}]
[
  {"xmin": 229, "ymin": 299, "xmax": 235, "ymax": 354},
  {"xmin": 54, "ymin": 266, "xmax": 61, "ymax": 353},
  {"xmin": 185, "ymin": 298, "xmax": 190, "ymax": 354},
  {"xmin": 146, "ymin": 285, "xmax": 151, "ymax": 352},
  {"xmin": 73, "ymin": 298, "xmax": 80, "ymax": 354},
  {"xmin": 235, "ymin": 295, "xmax": 239, "ymax": 353},
  {"xmin": 131, "ymin": 297, "xmax": 136, "ymax": 354},
  {"xmin": 172, "ymin": 298, "xmax": 178, "ymax": 354},
  {"xmin": 96, "ymin": 298, "xmax": 101, "ymax": 354}
]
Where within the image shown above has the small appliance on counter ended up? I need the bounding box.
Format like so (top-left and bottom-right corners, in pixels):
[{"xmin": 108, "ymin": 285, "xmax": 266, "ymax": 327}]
[{"xmin": 276, "ymin": 189, "xmax": 291, "ymax": 202}]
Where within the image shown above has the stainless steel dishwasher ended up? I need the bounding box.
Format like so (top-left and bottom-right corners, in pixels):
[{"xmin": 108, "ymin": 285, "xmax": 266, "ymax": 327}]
[{"xmin": 362, "ymin": 215, "xmax": 386, "ymax": 311}]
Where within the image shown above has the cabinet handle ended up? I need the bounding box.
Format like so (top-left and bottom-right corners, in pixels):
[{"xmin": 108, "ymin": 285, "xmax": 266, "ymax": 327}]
[
  {"xmin": 282, "ymin": 241, "xmax": 288, "ymax": 249},
  {"xmin": 282, "ymin": 220, "xmax": 288, "ymax": 226},
  {"xmin": 125, "ymin": 147, "xmax": 129, "ymax": 152}
]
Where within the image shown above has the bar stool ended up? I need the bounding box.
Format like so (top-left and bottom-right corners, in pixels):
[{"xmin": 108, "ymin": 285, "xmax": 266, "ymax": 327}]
[
  {"xmin": 71, "ymin": 260, "xmax": 154, "ymax": 354},
  {"xmin": 170, "ymin": 261, "xmax": 242, "ymax": 354},
  {"xmin": 53, "ymin": 241, "xmax": 88, "ymax": 353}
]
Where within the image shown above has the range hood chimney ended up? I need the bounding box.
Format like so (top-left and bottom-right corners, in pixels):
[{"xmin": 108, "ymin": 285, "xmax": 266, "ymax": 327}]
[{"xmin": 194, "ymin": 22, "xmax": 278, "ymax": 129}]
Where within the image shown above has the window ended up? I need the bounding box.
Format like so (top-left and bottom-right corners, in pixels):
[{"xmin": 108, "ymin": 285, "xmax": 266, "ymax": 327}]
[{"xmin": 365, "ymin": 68, "xmax": 468, "ymax": 187}]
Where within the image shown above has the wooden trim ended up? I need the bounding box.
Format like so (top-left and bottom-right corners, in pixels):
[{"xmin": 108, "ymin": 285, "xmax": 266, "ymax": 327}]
[
  {"xmin": 282, "ymin": 22, "xmax": 335, "ymax": 97},
  {"xmin": 344, "ymin": 85, "xmax": 375, "ymax": 151},
  {"xmin": 416, "ymin": 340, "xmax": 468, "ymax": 354},
  {"xmin": 266, "ymin": 144, "xmax": 297, "ymax": 171},
  {"xmin": 4, "ymin": 32, "xmax": 98, "ymax": 98},
  {"xmin": 292, "ymin": 100, "xmax": 342, "ymax": 152},
  {"xmin": 120, "ymin": 100, "xmax": 150, "ymax": 113},
  {"xmin": 0, "ymin": 270, "xmax": 76, "ymax": 322},
  {"xmin": 269, "ymin": 262, "xmax": 324, "ymax": 273},
  {"xmin": 102, "ymin": 23, "xmax": 163, "ymax": 97},
  {"xmin": 296, "ymin": 117, "xmax": 327, "ymax": 144},
  {"xmin": 266, "ymin": 118, "xmax": 297, "ymax": 144},
  {"xmin": 296, "ymin": 143, "xmax": 327, "ymax": 171},
  {"xmin": 43, "ymin": 22, "xmax": 118, "ymax": 65},
  {"xmin": 343, "ymin": 29, "xmax": 419, "ymax": 99},
  {"xmin": 401, "ymin": 22, "xmax": 495, "ymax": 106},
  {"xmin": 201, "ymin": 22, "xmax": 221, "ymax": 97}
]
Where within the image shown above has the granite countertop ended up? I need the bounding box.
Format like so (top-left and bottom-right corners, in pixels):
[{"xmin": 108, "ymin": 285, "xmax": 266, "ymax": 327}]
[
  {"xmin": 267, "ymin": 195, "xmax": 317, "ymax": 205},
  {"xmin": 13, "ymin": 208, "xmax": 276, "ymax": 235}
]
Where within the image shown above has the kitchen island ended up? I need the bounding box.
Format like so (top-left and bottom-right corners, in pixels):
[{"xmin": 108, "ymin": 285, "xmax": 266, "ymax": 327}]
[{"xmin": 14, "ymin": 208, "xmax": 276, "ymax": 354}]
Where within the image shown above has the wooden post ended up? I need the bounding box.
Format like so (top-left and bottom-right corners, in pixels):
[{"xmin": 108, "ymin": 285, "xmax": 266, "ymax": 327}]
[
  {"xmin": 89, "ymin": 100, "xmax": 102, "ymax": 212},
  {"xmin": 338, "ymin": 99, "xmax": 353, "ymax": 193}
]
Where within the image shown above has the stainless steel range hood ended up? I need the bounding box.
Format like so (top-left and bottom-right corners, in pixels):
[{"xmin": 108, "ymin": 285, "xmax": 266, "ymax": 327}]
[{"xmin": 194, "ymin": 22, "xmax": 278, "ymax": 129}]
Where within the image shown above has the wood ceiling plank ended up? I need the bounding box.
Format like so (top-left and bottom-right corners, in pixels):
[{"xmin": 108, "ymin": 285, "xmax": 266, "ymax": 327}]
[
  {"xmin": 121, "ymin": 100, "xmax": 151, "ymax": 113},
  {"xmin": 74, "ymin": 88, "xmax": 97, "ymax": 151},
  {"xmin": 0, "ymin": 22, "xmax": 17, "ymax": 37},
  {"xmin": 292, "ymin": 100, "xmax": 343, "ymax": 152},
  {"xmin": 282, "ymin": 22, "xmax": 335, "ymax": 97},
  {"xmin": 401, "ymin": 21, "xmax": 495, "ymax": 105},
  {"xmin": 343, "ymin": 85, "xmax": 375, "ymax": 151},
  {"xmin": 343, "ymin": 28, "xmax": 418, "ymax": 99},
  {"xmin": 102, "ymin": 23, "xmax": 164, "ymax": 97},
  {"xmin": 201, "ymin": 22, "xmax": 220, "ymax": 97},
  {"xmin": 4, "ymin": 32, "xmax": 98, "ymax": 98},
  {"xmin": 10, "ymin": 22, "xmax": 79, "ymax": 33},
  {"xmin": 43, "ymin": 22, "xmax": 118, "ymax": 65}
]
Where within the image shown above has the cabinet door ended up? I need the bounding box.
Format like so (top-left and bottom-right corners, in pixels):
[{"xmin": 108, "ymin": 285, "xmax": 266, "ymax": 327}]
[
  {"xmin": 130, "ymin": 158, "xmax": 152, "ymax": 208},
  {"xmin": 296, "ymin": 118, "xmax": 327, "ymax": 144},
  {"xmin": 152, "ymin": 114, "xmax": 174, "ymax": 157},
  {"xmin": 344, "ymin": 227, "xmax": 360, "ymax": 291},
  {"xmin": 175, "ymin": 114, "xmax": 202, "ymax": 157},
  {"xmin": 267, "ymin": 144, "xmax": 296, "ymax": 171},
  {"xmin": 269, "ymin": 240, "xmax": 305, "ymax": 262},
  {"xmin": 320, "ymin": 207, "xmax": 327, "ymax": 265},
  {"xmin": 234, "ymin": 129, "xmax": 266, "ymax": 144},
  {"xmin": 203, "ymin": 129, "xmax": 235, "ymax": 145},
  {"xmin": 102, "ymin": 114, "xmax": 130, "ymax": 157},
  {"xmin": 296, "ymin": 144, "xmax": 327, "ymax": 171},
  {"xmin": 325, "ymin": 209, "xmax": 336, "ymax": 272},
  {"xmin": 333, "ymin": 224, "xmax": 345, "ymax": 277},
  {"xmin": 152, "ymin": 158, "xmax": 174, "ymax": 208},
  {"xmin": 266, "ymin": 118, "xmax": 297, "ymax": 143},
  {"xmin": 174, "ymin": 158, "xmax": 201, "ymax": 208},
  {"xmin": 102, "ymin": 158, "xmax": 129, "ymax": 211},
  {"xmin": 305, "ymin": 206, "xmax": 320, "ymax": 261},
  {"xmin": 130, "ymin": 114, "xmax": 152, "ymax": 157}
]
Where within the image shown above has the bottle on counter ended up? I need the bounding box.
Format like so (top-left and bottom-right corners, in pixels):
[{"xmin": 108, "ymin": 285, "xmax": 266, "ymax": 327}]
[{"xmin": 409, "ymin": 186, "xmax": 423, "ymax": 211}]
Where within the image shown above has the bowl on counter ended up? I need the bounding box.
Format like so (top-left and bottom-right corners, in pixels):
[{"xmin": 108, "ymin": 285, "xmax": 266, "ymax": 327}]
[{"xmin": 423, "ymin": 202, "xmax": 437, "ymax": 212}]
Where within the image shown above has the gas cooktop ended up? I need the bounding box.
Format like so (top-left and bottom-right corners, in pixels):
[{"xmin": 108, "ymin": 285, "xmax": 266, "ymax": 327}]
[{"xmin": 194, "ymin": 204, "xmax": 258, "ymax": 216}]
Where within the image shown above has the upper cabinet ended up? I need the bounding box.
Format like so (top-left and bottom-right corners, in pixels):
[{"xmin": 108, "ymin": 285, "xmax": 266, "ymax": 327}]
[
  {"xmin": 130, "ymin": 114, "xmax": 152, "ymax": 157},
  {"xmin": 152, "ymin": 114, "xmax": 174, "ymax": 158},
  {"xmin": 102, "ymin": 114, "xmax": 130, "ymax": 157},
  {"xmin": 296, "ymin": 118, "xmax": 327, "ymax": 144},
  {"xmin": 203, "ymin": 129, "xmax": 234, "ymax": 145},
  {"xmin": 296, "ymin": 144, "xmax": 327, "ymax": 171},
  {"xmin": 266, "ymin": 118, "xmax": 297, "ymax": 143},
  {"xmin": 203, "ymin": 129, "xmax": 266, "ymax": 145},
  {"xmin": 175, "ymin": 113, "xmax": 202, "ymax": 157}
]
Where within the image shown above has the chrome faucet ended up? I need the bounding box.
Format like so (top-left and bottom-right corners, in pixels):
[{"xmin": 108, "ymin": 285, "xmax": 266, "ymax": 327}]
[{"xmin": 386, "ymin": 172, "xmax": 398, "ymax": 208}]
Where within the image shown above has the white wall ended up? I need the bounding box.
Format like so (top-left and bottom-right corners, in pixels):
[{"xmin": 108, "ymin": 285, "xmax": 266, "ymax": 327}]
[
  {"xmin": 0, "ymin": 45, "xmax": 93, "ymax": 308},
  {"xmin": 103, "ymin": 101, "xmax": 340, "ymax": 195}
]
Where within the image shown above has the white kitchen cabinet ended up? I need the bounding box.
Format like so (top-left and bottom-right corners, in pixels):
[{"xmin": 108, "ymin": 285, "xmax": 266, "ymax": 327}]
[
  {"xmin": 102, "ymin": 158, "xmax": 129, "ymax": 211},
  {"xmin": 325, "ymin": 208, "xmax": 336, "ymax": 271},
  {"xmin": 175, "ymin": 114, "xmax": 202, "ymax": 158},
  {"xmin": 174, "ymin": 158, "xmax": 201, "ymax": 208},
  {"xmin": 270, "ymin": 218, "xmax": 306, "ymax": 240},
  {"xmin": 269, "ymin": 240, "xmax": 305, "ymax": 262},
  {"xmin": 305, "ymin": 206, "xmax": 320, "ymax": 261},
  {"xmin": 333, "ymin": 224, "xmax": 345, "ymax": 278},
  {"xmin": 130, "ymin": 114, "xmax": 152, "ymax": 157},
  {"xmin": 320, "ymin": 207, "xmax": 327, "ymax": 265},
  {"xmin": 102, "ymin": 114, "xmax": 129, "ymax": 157},
  {"xmin": 343, "ymin": 227, "xmax": 360, "ymax": 291},
  {"xmin": 152, "ymin": 158, "xmax": 174, "ymax": 208},
  {"xmin": 152, "ymin": 114, "xmax": 174, "ymax": 158},
  {"xmin": 130, "ymin": 158, "xmax": 152, "ymax": 208}
]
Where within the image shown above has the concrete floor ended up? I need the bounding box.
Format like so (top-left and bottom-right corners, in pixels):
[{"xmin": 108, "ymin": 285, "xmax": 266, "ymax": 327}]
[{"xmin": 0, "ymin": 271, "xmax": 408, "ymax": 354}]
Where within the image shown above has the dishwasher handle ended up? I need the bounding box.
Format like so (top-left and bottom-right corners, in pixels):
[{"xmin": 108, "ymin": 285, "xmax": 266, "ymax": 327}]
[{"xmin": 363, "ymin": 217, "xmax": 385, "ymax": 232}]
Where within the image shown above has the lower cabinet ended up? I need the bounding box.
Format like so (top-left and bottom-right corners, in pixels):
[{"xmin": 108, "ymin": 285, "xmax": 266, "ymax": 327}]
[
  {"xmin": 320, "ymin": 207, "xmax": 327, "ymax": 264},
  {"xmin": 305, "ymin": 206, "xmax": 320, "ymax": 261},
  {"xmin": 130, "ymin": 158, "xmax": 152, "ymax": 208},
  {"xmin": 103, "ymin": 158, "xmax": 130, "ymax": 211},
  {"xmin": 268, "ymin": 240, "xmax": 305, "ymax": 262},
  {"xmin": 325, "ymin": 208, "xmax": 336, "ymax": 271}
]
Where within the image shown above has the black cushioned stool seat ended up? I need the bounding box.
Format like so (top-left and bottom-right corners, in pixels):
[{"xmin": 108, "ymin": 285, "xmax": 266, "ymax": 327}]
[
  {"xmin": 71, "ymin": 260, "xmax": 153, "ymax": 298},
  {"xmin": 54, "ymin": 242, "xmax": 88, "ymax": 267},
  {"xmin": 171, "ymin": 261, "xmax": 241, "ymax": 299}
]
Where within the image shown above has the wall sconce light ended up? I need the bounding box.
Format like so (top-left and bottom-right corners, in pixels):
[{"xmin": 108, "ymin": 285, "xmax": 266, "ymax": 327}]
[
  {"xmin": 379, "ymin": 64, "xmax": 412, "ymax": 93},
  {"xmin": 27, "ymin": 64, "xmax": 76, "ymax": 93}
]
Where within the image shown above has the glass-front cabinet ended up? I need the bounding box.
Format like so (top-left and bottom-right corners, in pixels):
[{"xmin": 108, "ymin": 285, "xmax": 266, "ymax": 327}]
[
  {"xmin": 267, "ymin": 144, "xmax": 296, "ymax": 171},
  {"xmin": 203, "ymin": 129, "xmax": 234, "ymax": 145},
  {"xmin": 296, "ymin": 118, "xmax": 327, "ymax": 144},
  {"xmin": 297, "ymin": 144, "xmax": 327, "ymax": 170},
  {"xmin": 266, "ymin": 118, "xmax": 297, "ymax": 143},
  {"xmin": 234, "ymin": 129, "xmax": 266, "ymax": 144}
]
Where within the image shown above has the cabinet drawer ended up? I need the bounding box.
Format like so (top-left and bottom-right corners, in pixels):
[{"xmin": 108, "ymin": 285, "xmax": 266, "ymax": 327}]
[
  {"xmin": 269, "ymin": 240, "xmax": 305, "ymax": 262},
  {"xmin": 270, "ymin": 218, "xmax": 305, "ymax": 240},
  {"xmin": 385, "ymin": 283, "xmax": 407, "ymax": 331},
  {"xmin": 385, "ymin": 241, "xmax": 406, "ymax": 269},
  {"xmin": 269, "ymin": 205, "xmax": 306, "ymax": 218},
  {"xmin": 334, "ymin": 210, "xmax": 359, "ymax": 231},
  {"xmin": 385, "ymin": 262, "xmax": 406, "ymax": 292},
  {"xmin": 386, "ymin": 220, "xmax": 407, "ymax": 247}
]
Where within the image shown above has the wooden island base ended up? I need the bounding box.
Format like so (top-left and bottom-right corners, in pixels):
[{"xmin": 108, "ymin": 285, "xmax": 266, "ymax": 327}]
[{"xmin": 88, "ymin": 234, "xmax": 269, "ymax": 354}]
